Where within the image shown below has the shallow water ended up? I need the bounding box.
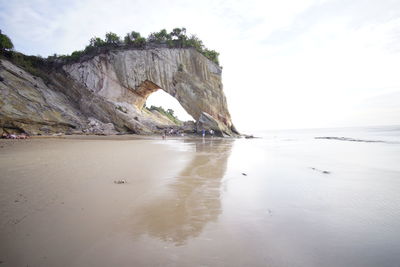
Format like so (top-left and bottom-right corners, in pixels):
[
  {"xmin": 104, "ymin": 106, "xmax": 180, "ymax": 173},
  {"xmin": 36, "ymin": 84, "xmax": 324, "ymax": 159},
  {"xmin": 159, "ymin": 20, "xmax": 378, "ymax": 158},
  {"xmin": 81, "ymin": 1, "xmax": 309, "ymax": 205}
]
[
  {"xmin": 220, "ymin": 127, "xmax": 400, "ymax": 267},
  {"xmin": 85, "ymin": 130, "xmax": 400, "ymax": 266},
  {"xmin": 1, "ymin": 127, "xmax": 400, "ymax": 266}
]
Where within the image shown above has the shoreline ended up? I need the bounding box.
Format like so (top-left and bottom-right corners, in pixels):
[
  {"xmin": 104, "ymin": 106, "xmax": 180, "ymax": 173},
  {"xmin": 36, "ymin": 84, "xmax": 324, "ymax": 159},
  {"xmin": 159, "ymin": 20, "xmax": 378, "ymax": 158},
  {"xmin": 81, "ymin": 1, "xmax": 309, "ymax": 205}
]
[{"xmin": 1, "ymin": 133, "xmax": 239, "ymax": 142}]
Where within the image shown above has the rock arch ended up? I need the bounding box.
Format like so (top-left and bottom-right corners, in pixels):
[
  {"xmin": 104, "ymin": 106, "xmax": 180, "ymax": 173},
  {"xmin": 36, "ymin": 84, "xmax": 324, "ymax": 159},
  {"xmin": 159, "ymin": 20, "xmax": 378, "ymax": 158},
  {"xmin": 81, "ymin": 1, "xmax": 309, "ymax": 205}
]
[
  {"xmin": 64, "ymin": 48, "xmax": 238, "ymax": 135},
  {"xmin": 133, "ymin": 80, "xmax": 161, "ymax": 109}
]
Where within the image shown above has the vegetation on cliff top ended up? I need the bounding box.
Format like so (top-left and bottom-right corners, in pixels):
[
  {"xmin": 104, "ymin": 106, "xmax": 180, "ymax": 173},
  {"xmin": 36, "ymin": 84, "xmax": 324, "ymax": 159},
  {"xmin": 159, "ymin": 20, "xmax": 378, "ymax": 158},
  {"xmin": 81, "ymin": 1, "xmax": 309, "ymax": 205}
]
[
  {"xmin": 146, "ymin": 105, "xmax": 182, "ymax": 125},
  {"xmin": 48, "ymin": 28, "xmax": 220, "ymax": 66},
  {"xmin": 0, "ymin": 30, "xmax": 14, "ymax": 52},
  {"xmin": 0, "ymin": 28, "xmax": 220, "ymax": 85},
  {"xmin": 1, "ymin": 30, "xmax": 52, "ymax": 84}
]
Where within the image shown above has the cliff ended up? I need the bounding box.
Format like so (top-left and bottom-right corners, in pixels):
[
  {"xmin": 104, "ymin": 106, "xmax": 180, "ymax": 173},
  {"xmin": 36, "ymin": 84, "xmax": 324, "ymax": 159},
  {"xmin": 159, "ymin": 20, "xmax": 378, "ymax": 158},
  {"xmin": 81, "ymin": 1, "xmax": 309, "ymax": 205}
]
[{"xmin": 0, "ymin": 47, "xmax": 238, "ymax": 136}]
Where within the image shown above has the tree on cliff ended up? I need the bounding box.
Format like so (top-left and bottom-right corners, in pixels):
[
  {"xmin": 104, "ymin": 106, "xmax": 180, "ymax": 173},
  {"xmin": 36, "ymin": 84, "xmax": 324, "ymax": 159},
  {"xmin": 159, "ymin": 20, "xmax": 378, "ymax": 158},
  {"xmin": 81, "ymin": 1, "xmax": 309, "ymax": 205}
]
[
  {"xmin": 202, "ymin": 49, "xmax": 219, "ymax": 65},
  {"xmin": 170, "ymin": 27, "xmax": 187, "ymax": 47},
  {"xmin": 171, "ymin": 28, "xmax": 186, "ymax": 39},
  {"xmin": 83, "ymin": 37, "xmax": 106, "ymax": 54},
  {"xmin": 124, "ymin": 31, "xmax": 140, "ymax": 44},
  {"xmin": 124, "ymin": 31, "xmax": 146, "ymax": 48},
  {"xmin": 0, "ymin": 30, "xmax": 14, "ymax": 52},
  {"xmin": 105, "ymin": 32, "xmax": 121, "ymax": 45},
  {"xmin": 49, "ymin": 28, "xmax": 221, "ymax": 66},
  {"xmin": 167, "ymin": 109, "xmax": 175, "ymax": 116},
  {"xmin": 147, "ymin": 29, "xmax": 171, "ymax": 43},
  {"xmin": 185, "ymin": 34, "xmax": 204, "ymax": 51},
  {"xmin": 89, "ymin": 37, "xmax": 106, "ymax": 47}
]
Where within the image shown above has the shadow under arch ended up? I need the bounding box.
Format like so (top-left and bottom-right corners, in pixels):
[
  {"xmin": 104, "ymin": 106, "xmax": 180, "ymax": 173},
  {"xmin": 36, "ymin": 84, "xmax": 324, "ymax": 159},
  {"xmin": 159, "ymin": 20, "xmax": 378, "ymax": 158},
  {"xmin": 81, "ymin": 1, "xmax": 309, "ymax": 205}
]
[{"xmin": 130, "ymin": 138, "xmax": 234, "ymax": 246}]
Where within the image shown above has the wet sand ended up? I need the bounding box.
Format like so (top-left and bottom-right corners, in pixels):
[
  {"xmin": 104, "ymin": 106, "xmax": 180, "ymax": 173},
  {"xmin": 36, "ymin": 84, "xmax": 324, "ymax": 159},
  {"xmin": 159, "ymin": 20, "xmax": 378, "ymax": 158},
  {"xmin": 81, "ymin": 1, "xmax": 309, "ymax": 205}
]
[
  {"xmin": 1, "ymin": 134, "xmax": 400, "ymax": 267},
  {"xmin": 0, "ymin": 137, "xmax": 233, "ymax": 266}
]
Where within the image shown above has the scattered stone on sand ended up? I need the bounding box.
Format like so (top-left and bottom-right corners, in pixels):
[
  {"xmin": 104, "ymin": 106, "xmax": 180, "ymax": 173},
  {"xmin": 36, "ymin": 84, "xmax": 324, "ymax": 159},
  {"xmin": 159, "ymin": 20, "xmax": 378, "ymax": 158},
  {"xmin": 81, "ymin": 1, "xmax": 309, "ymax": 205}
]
[
  {"xmin": 86, "ymin": 118, "xmax": 118, "ymax": 135},
  {"xmin": 14, "ymin": 193, "xmax": 27, "ymax": 203},
  {"xmin": 311, "ymin": 167, "xmax": 331, "ymax": 174},
  {"xmin": 114, "ymin": 179, "xmax": 127, "ymax": 184},
  {"xmin": 1, "ymin": 133, "xmax": 29, "ymax": 139}
]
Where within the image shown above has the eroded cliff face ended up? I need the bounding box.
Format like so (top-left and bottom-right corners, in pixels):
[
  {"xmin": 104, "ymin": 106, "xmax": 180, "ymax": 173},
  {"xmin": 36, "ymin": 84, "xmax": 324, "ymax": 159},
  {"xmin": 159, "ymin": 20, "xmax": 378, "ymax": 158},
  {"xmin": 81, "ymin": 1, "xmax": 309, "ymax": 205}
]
[
  {"xmin": 0, "ymin": 59, "xmax": 91, "ymax": 135},
  {"xmin": 0, "ymin": 48, "xmax": 237, "ymax": 136},
  {"xmin": 63, "ymin": 48, "xmax": 237, "ymax": 135}
]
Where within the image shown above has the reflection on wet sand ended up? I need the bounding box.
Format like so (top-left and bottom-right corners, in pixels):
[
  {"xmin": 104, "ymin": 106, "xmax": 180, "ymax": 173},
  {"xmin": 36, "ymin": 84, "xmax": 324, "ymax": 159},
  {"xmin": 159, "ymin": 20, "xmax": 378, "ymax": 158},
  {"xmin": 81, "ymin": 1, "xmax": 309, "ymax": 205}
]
[{"xmin": 131, "ymin": 139, "xmax": 233, "ymax": 246}]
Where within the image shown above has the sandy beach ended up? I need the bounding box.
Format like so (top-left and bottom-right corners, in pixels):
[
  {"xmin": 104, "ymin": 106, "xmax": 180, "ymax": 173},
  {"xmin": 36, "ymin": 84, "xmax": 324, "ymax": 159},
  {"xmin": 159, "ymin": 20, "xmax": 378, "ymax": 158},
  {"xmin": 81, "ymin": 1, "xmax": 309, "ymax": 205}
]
[
  {"xmin": 1, "ymin": 130, "xmax": 400, "ymax": 267},
  {"xmin": 0, "ymin": 136, "xmax": 234, "ymax": 266}
]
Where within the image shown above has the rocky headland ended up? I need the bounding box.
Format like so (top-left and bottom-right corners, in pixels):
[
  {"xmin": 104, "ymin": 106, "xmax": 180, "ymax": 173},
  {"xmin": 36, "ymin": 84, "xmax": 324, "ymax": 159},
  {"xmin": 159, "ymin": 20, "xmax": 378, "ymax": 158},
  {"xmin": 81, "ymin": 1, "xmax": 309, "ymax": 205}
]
[{"xmin": 0, "ymin": 31, "xmax": 238, "ymax": 137}]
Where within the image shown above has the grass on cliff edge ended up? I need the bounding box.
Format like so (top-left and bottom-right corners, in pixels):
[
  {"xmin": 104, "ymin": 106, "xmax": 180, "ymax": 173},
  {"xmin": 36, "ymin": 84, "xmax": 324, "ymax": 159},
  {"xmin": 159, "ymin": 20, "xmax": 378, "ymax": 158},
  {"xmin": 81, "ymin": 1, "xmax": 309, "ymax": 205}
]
[
  {"xmin": 0, "ymin": 50, "xmax": 53, "ymax": 85},
  {"xmin": 146, "ymin": 105, "xmax": 182, "ymax": 125},
  {"xmin": 47, "ymin": 28, "xmax": 220, "ymax": 66}
]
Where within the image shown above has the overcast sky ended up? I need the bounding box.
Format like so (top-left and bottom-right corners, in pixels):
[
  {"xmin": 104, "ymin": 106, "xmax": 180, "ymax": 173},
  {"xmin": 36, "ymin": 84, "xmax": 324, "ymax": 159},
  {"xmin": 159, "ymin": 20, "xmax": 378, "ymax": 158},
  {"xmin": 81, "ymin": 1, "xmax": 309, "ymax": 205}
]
[{"xmin": 1, "ymin": 0, "xmax": 399, "ymax": 131}]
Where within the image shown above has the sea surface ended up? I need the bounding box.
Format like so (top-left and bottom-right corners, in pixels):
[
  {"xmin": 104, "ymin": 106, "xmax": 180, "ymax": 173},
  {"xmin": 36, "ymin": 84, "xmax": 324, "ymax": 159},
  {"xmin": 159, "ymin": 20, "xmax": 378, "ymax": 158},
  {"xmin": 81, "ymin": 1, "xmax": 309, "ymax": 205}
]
[
  {"xmin": 215, "ymin": 125, "xmax": 400, "ymax": 267},
  {"xmin": 131, "ymin": 125, "xmax": 400, "ymax": 266}
]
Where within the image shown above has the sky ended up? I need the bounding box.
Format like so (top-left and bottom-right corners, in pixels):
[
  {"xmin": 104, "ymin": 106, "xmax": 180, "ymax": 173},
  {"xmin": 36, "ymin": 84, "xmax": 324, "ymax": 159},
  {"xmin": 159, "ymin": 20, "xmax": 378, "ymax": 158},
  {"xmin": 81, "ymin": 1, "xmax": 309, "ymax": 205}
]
[{"xmin": 1, "ymin": 0, "xmax": 400, "ymax": 131}]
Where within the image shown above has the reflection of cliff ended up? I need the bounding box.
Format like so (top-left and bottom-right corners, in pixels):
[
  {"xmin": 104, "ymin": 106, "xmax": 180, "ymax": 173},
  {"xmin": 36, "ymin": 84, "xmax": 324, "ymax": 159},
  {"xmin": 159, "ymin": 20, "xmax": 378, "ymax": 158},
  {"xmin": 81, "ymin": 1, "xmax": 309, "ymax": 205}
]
[{"xmin": 132, "ymin": 139, "xmax": 233, "ymax": 246}]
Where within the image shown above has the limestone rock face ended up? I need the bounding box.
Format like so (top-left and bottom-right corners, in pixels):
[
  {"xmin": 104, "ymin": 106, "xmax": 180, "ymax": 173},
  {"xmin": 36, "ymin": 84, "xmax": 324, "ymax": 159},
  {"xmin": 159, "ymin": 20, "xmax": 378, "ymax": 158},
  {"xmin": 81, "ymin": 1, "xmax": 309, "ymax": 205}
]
[
  {"xmin": 86, "ymin": 117, "xmax": 118, "ymax": 135},
  {"xmin": 196, "ymin": 112, "xmax": 227, "ymax": 136},
  {"xmin": 63, "ymin": 48, "xmax": 237, "ymax": 135},
  {"xmin": 0, "ymin": 59, "xmax": 87, "ymax": 135},
  {"xmin": 0, "ymin": 47, "xmax": 237, "ymax": 136}
]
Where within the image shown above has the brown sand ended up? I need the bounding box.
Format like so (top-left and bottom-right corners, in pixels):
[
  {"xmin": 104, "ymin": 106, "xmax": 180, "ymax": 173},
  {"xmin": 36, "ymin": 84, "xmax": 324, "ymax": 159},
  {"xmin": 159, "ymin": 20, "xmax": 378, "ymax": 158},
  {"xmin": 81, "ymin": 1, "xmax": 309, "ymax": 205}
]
[
  {"xmin": 0, "ymin": 137, "xmax": 233, "ymax": 267},
  {"xmin": 2, "ymin": 135, "xmax": 400, "ymax": 267}
]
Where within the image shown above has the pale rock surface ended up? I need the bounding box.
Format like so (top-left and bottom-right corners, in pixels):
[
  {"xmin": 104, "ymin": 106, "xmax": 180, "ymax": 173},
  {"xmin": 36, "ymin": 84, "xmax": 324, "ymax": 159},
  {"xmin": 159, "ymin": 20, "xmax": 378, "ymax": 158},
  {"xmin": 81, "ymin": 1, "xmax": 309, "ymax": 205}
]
[
  {"xmin": 0, "ymin": 47, "xmax": 238, "ymax": 136},
  {"xmin": 85, "ymin": 117, "xmax": 118, "ymax": 135},
  {"xmin": 64, "ymin": 48, "xmax": 237, "ymax": 135},
  {"xmin": 0, "ymin": 59, "xmax": 87, "ymax": 135},
  {"xmin": 196, "ymin": 112, "xmax": 228, "ymax": 136}
]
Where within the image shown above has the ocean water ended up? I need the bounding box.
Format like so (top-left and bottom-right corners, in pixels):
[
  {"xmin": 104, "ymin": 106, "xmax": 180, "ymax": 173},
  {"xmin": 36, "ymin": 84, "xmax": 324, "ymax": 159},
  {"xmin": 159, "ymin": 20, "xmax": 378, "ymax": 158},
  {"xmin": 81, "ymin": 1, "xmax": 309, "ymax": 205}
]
[
  {"xmin": 256, "ymin": 125, "xmax": 400, "ymax": 144},
  {"xmin": 216, "ymin": 125, "xmax": 400, "ymax": 266},
  {"xmin": 106, "ymin": 125, "xmax": 400, "ymax": 266}
]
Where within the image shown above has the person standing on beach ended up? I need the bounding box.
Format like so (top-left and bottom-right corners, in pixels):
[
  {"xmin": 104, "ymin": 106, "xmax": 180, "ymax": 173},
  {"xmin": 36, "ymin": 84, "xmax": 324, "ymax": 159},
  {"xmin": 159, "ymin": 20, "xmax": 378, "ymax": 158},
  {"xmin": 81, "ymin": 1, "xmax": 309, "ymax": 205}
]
[{"xmin": 202, "ymin": 129, "xmax": 205, "ymax": 137}]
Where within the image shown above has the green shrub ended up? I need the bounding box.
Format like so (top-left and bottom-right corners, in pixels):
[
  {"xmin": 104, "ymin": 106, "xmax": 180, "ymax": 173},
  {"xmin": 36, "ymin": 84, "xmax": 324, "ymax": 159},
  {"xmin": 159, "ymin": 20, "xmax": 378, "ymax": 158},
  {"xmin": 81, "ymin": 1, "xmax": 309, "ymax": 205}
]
[
  {"xmin": 134, "ymin": 37, "xmax": 146, "ymax": 48},
  {"xmin": 89, "ymin": 37, "xmax": 106, "ymax": 47},
  {"xmin": 105, "ymin": 32, "xmax": 120, "ymax": 46},
  {"xmin": 8, "ymin": 52, "xmax": 51, "ymax": 84},
  {"xmin": 0, "ymin": 30, "xmax": 13, "ymax": 52},
  {"xmin": 149, "ymin": 105, "xmax": 181, "ymax": 124},
  {"xmin": 44, "ymin": 28, "xmax": 221, "ymax": 66}
]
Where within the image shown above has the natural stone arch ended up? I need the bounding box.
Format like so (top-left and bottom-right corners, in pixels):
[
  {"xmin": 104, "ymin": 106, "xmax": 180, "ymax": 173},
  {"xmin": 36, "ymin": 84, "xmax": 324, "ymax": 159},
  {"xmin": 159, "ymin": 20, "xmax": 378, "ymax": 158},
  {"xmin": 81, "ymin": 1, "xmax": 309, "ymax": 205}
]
[
  {"xmin": 64, "ymin": 48, "xmax": 238, "ymax": 135},
  {"xmin": 133, "ymin": 79, "xmax": 197, "ymax": 123},
  {"xmin": 132, "ymin": 80, "xmax": 161, "ymax": 109}
]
